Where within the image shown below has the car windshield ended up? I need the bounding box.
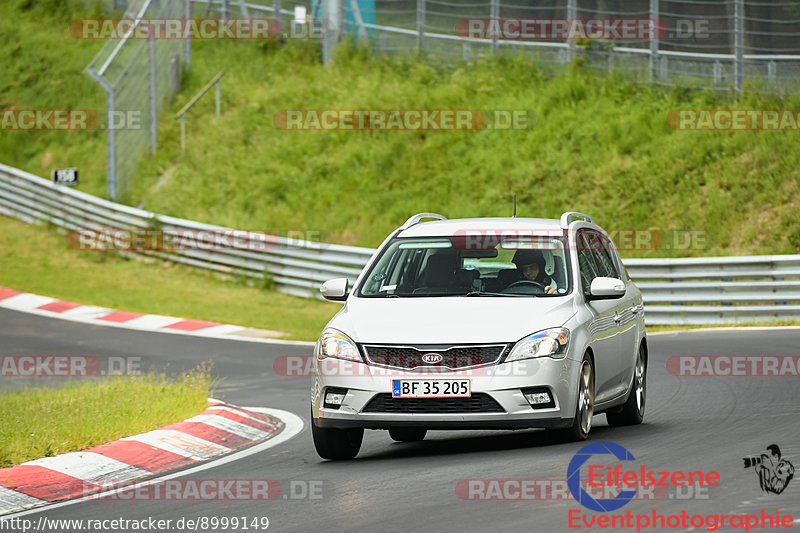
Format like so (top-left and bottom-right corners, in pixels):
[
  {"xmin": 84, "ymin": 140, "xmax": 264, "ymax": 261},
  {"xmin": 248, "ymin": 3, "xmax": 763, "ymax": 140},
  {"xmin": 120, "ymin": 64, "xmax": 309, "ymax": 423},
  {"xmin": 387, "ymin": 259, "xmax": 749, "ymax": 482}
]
[{"xmin": 358, "ymin": 235, "xmax": 571, "ymax": 297}]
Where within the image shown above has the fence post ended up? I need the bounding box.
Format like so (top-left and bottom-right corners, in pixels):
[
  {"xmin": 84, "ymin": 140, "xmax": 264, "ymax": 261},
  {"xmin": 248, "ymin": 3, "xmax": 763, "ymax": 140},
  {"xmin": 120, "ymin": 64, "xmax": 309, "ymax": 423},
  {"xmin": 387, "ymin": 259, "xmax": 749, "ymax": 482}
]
[
  {"xmin": 650, "ymin": 0, "xmax": 659, "ymax": 81},
  {"xmin": 768, "ymin": 60, "xmax": 776, "ymax": 86},
  {"xmin": 322, "ymin": 0, "xmax": 342, "ymax": 65},
  {"xmin": 107, "ymin": 89, "xmax": 117, "ymax": 201},
  {"xmin": 417, "ymin": 0, "xmax": 426, "ymax": 52},
  {"xmin": 734, "ymin": 0, "xmax": 743, "ymax": 93},
  {"xmin": 274, "ymin": 0, "xmax": 282, "ymax": 33},
  {"xmin": 566, "ymin": 0, "xmax": 576, "ymax": 62},
  {"xmin": 185, "ymin": 0, "xmax": 191, "ymax": 68},
  {"xmin": 490, "ymin": 0, "xmax": 498, "ymax": 53},
  {"xmin": 148, "ymin": 33, "xmax": 158, "ymax": 153},
  {"xmin": 216, "ymin": 79, "xmax": 221, "ymax": 118}
]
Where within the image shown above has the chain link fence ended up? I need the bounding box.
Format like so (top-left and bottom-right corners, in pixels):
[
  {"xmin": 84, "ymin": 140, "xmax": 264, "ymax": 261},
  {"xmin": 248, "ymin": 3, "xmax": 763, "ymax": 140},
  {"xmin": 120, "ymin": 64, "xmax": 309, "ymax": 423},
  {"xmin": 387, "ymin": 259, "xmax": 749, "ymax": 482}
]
[
  {"xmin": 341, "ymin": 0, "xmax": 800, "ymax": 92},
  {"xmin": 83, "ymin": 0, "xmax": 800, "ymax": 201}
]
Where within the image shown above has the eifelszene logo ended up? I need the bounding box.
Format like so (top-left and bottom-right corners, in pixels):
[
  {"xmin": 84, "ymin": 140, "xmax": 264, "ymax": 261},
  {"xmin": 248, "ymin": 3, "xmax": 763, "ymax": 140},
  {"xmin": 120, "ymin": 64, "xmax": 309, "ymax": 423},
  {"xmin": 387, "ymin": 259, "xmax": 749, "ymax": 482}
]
[{"xmin": 743, "ymin": 444, "xmax": 794, "ymax": 495}]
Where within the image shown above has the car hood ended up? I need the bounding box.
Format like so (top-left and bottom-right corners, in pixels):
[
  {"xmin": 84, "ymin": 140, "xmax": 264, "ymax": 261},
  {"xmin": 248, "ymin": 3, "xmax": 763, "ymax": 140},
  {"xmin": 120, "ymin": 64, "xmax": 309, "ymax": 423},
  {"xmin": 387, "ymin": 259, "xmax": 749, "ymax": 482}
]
[{"xmin": 327, "ymin": 296, "xmax": 577, "ymax": 344}]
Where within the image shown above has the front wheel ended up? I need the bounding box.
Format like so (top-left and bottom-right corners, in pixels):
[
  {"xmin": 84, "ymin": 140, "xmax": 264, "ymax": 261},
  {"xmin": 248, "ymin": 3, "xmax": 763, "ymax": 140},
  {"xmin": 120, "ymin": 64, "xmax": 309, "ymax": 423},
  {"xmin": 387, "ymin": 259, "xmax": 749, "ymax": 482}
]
[
  {"xmin": 311, "ymin": 420, "xmax": 363, "ymax": 460},
  {"xmin": 551, "ymin": 354, "xmax": 594, "ymax": 442},
  {"xmin": 607, "ymin": 344, "xmax": 646, "ymax": 427}
]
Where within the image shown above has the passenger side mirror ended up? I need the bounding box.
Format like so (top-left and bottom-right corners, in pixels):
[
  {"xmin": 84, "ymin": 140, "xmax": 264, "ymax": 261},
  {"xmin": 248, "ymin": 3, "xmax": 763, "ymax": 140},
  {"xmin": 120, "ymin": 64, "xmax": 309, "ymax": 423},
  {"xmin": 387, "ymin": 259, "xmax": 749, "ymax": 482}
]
[
  {"xmin": 320, "ymin": 278, "xmax": 349, "ymax": 301},
  {"xmin": 586, "ymin": 277, "xmax": 626, "ymax": 301}
]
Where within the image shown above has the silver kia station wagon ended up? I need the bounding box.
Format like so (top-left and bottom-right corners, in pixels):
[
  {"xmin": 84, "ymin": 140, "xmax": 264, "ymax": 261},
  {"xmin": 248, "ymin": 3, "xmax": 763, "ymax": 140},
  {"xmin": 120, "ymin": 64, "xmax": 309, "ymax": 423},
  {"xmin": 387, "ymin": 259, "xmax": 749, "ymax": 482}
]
[{"xmin": 311, "ymin": 212, "xmax": 647, "ymax": 460}]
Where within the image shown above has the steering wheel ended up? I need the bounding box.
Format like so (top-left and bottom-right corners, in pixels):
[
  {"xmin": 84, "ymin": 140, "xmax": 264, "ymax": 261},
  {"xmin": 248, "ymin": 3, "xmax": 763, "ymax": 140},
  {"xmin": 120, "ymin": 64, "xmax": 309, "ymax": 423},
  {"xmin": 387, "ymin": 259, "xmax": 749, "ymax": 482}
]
[{"xmin": 502, "ymin": 280, "xmax": 548, "ymax": 294}]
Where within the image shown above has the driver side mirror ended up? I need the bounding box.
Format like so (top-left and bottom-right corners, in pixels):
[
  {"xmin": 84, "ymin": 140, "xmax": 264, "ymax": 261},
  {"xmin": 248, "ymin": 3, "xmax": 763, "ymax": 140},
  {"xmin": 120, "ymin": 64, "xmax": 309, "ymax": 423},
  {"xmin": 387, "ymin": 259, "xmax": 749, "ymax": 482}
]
[
  {"xmin": 586, "ymin": 277, "xmax": 626, "ymax": 301},
  {"xmin": 320, "ymin": 278, "xmax": 349, "ymax": 301}
]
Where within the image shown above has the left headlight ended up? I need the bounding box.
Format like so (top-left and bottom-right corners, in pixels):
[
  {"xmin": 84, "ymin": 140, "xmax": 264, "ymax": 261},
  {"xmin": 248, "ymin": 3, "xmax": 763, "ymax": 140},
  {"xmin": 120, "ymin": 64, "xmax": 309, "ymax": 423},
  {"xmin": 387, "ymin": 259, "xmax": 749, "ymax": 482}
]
[
  {"xmin": 506, "ymin": 328, "xmax": 570, "ymax": 362},
  {"xmin": 316, "ymin": 329, "xmax": 362, "ymax": 362}
]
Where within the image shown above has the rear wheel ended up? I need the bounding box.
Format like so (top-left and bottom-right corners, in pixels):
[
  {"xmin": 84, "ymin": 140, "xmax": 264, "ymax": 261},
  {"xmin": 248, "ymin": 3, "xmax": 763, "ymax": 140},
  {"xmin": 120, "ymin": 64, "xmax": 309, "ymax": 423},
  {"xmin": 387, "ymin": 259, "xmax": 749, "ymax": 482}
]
[
  {"xmin": 607, "ymin": 344, "xmax": 646, "ymax": 427},
  {"xmin": 551, "ymin": 354, "xmax": 594, "ymax": 442},
  {"xmin": 389, "ymin": 428, "xmax": 427, "ymax": 442},
  {"xmin": 311, "ymin": 420, "xmax": 363, "ymax": 460}
]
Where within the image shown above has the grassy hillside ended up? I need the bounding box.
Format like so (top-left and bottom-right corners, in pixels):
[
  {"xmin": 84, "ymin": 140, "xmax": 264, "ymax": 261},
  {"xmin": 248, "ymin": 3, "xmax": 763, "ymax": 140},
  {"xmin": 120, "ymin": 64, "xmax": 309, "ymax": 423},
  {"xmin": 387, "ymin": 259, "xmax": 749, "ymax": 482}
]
[
  {"xmin": 2, "ymin": 3, "xmax": 799, "ymax": 258},
  {"xmin": 124, "ymin": 40, "xmax": 800, "ymax": 257}
]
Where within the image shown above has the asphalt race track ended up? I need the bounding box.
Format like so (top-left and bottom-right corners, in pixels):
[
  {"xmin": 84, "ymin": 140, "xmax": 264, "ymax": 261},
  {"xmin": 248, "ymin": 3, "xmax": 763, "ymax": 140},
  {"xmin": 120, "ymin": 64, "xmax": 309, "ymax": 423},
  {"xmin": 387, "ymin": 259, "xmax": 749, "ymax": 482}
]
[{"xmin": 2, "ymin": 307, "xmax": 799, "ymax": 533}]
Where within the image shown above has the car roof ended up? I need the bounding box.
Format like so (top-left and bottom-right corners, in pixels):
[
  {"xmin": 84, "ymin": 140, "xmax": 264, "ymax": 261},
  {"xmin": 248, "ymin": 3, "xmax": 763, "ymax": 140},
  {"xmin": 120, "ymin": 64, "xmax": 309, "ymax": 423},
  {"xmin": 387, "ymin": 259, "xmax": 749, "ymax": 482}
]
[{"xmin": 397, "ymin": 217, "xmax": 567, "ymax": 238}]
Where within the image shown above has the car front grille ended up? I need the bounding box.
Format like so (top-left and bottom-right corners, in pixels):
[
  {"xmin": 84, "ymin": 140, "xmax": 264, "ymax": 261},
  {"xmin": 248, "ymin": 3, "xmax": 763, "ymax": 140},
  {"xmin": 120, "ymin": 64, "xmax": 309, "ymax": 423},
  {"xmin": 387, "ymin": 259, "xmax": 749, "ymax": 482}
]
[
  {"xmin": 362, "ymin": 393, "xmax": 505, "ymax": 413},
  {"xmin": 361, "ymin": 344, "xmax": 508, "ymax": 370}
]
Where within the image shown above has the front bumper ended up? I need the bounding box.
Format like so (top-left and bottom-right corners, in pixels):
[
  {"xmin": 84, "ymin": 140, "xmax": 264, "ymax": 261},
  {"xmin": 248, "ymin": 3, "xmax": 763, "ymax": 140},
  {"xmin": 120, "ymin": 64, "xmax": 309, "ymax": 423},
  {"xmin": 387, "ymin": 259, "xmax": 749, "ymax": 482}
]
[{"xmin": 311, "ymin": 356, "xmax": 581, "ymax": 430}]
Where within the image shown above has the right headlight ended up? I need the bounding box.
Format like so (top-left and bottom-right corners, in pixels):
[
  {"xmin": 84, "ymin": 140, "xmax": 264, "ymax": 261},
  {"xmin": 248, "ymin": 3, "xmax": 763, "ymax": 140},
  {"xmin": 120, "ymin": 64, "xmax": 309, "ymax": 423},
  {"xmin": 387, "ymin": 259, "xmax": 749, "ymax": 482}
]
[
  {"xmin": 506, "ymin": 328, "xmax": 570, "ymax": 362},
  {"xmin": 316, "ymin": 329, "xmax": 362, "ymax": 362}
]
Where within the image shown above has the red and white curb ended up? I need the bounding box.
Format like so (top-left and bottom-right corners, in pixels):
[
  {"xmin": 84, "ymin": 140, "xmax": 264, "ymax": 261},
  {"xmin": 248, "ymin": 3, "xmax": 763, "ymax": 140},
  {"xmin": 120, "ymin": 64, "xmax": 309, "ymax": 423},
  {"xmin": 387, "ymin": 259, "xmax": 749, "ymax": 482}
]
[
  {"xmin": 0, "ymin": 400, "xmax": 286, "ymax": 516},
  {"xmin": 0, "ymin": 287, "xmax": 313, "ymax": 346}
]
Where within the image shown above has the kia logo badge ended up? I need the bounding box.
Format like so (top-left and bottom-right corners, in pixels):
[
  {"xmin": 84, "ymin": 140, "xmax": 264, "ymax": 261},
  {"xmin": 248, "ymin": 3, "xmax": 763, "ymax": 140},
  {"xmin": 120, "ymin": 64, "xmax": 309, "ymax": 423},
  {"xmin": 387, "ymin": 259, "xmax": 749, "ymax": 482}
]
[{"xmin": 421, "ymin": 353, "xmax": 443, "ymax": 364}]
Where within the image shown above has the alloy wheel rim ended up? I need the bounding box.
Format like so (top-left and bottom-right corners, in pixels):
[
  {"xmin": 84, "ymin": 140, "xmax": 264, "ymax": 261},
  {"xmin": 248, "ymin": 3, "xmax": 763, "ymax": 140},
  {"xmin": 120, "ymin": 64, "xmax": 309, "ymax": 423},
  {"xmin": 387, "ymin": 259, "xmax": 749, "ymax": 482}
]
[
  {"xmin": 578, "ymin": 362, "xmax": 594, "ymax": 435},
  {"xmin": 635, "ymin": 351, "xmax": 646, "ymax": 414},
  {"xmin": 636, "ymin": 352, "xmax": 647, "ymax": 413}
]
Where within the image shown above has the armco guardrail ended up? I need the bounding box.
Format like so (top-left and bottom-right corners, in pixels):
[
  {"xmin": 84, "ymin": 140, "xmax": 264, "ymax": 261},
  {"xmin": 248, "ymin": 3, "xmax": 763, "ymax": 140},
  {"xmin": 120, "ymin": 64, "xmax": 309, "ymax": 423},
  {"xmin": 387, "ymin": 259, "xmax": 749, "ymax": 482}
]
[
  {"xmin": 1, "ymin": 163, "xmax": 799, "ymax": 325},
  {"xmin": 0, "ymin": 163, "xmax": 374, "ymax": 299}
]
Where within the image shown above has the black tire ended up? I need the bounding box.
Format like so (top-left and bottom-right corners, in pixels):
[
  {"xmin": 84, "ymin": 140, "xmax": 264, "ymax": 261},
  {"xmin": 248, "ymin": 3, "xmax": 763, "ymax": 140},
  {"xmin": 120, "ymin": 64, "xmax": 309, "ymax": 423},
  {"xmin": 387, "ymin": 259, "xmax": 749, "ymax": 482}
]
[
  {"xmin": 550, "ymin": 354, "xmax": 594, "ymax": 442},
  {"xmin": 607, "ymin": 344, "xmax": 646, "ymax": 427},
  {"xmin": 311, "ymin": 420, "xmax": 363, "ymax": 460},
  {"xmin": 389, "ymin": 428, "xmax": 427, "ymax": 442}
]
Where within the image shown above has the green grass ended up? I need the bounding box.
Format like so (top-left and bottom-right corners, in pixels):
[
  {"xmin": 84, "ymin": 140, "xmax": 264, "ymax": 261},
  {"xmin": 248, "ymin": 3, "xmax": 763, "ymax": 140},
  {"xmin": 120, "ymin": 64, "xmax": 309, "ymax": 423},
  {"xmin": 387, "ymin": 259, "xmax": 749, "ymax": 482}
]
[
  {"xmin": 129, "ymin": 39, "xmax": 800, "ymax": 257},
  {"xmin": 0, "ymin": 366, "xmax": 212, "ymax": 468},
  {"xmin": 0, "ymin": 215, "xmax": 341, "ymax": 340}
]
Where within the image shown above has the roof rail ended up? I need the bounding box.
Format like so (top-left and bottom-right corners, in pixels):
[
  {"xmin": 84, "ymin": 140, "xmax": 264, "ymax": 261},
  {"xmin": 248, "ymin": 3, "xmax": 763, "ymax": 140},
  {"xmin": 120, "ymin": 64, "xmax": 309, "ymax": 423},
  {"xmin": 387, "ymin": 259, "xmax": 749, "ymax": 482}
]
[
  {"xmin": 560, "ymin": 211, "xmax": 595, "ymax": 229},
  {"xmin": 400, "ymin": 212, "xmax": 447, "ymax": 230}
]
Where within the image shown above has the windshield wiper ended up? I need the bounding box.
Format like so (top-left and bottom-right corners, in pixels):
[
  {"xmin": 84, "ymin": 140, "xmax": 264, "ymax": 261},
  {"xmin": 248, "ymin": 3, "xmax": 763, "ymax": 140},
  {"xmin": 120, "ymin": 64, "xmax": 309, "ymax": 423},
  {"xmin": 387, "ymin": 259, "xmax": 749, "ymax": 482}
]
[{"xmin": 465, "ymin": 291, "xmax": 527, "ymax": 297}]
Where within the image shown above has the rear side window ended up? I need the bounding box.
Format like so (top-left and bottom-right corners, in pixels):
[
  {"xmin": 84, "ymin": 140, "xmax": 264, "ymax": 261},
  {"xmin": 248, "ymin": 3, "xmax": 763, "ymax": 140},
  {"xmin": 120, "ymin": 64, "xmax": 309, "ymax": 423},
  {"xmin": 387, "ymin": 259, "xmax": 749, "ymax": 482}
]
[
  {"xmin": 577, "ymin": 230, "xmax": 622, "ymax": 293},
  {"xmin": 583, "ymin": 231, "xmax": 620, "ymax": 279}
]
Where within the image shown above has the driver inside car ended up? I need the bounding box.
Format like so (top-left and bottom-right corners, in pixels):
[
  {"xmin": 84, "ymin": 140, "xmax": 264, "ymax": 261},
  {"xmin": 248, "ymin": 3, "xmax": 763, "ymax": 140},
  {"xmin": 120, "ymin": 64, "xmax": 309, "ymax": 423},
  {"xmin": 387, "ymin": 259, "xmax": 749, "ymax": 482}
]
[{"xmin": 506, "ymin": 249, "xmax": 558, "ymax": 294}]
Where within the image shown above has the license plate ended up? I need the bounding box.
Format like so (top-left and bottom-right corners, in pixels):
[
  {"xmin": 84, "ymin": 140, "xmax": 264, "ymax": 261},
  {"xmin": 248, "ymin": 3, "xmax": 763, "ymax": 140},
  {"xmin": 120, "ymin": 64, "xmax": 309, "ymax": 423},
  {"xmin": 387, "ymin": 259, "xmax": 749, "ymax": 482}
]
[{"xmin": 391, "ymin": 379, "xmax": 471, "ymax": 398}]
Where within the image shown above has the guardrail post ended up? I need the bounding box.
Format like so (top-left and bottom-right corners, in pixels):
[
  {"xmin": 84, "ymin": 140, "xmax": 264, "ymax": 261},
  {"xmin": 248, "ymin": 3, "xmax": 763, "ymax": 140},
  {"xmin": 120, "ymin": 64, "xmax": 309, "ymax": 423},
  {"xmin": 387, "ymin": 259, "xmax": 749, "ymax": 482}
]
[
  {"xmin": 649, "ymin": 0, "xmax": 659, "ymax": 81},
  {"xmin": 417, "ymin": 0, "xmax": 426, "ymax": 52},
  {"xmin": 734, "ymin": 0, "xmax": 744, "ymax": 94},
  {"xmin": 768, "ymin": 60, "xmax": 776, "ymax": 86}
]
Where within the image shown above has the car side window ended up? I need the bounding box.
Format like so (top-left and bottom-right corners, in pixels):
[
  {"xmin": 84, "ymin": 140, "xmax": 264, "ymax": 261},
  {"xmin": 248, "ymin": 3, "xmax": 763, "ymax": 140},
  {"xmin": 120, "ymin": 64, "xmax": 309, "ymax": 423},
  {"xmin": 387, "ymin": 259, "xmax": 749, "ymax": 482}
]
[
  {"xmin": 577, "ymin": 231, "xmax": 599, "ymax": 294},
  {"xmin": 585, "ymin": 231, "xmax": 620, "ymax": 280},
  {"xmin": 599, "ymin": 234, "xmax": 626, "ymax": 280}
]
